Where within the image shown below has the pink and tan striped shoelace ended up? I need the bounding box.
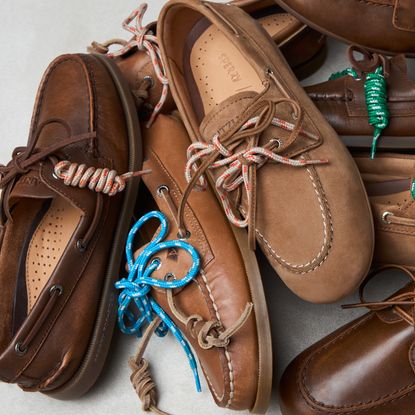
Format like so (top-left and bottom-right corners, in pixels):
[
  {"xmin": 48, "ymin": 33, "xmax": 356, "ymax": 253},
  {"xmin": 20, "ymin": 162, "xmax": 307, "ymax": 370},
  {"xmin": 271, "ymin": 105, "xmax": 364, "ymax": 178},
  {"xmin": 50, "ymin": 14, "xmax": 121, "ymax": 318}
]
[
  {"xmin": 185, "ymin": 111, "xmax": 328, "ymax": 228},
  {"xmin": 54, "ymin": 160, "xmax": 150, "ymax": 196},
  {"xmin": 90, "ymin": 3, "xmax": 168, "ymax": 128}
]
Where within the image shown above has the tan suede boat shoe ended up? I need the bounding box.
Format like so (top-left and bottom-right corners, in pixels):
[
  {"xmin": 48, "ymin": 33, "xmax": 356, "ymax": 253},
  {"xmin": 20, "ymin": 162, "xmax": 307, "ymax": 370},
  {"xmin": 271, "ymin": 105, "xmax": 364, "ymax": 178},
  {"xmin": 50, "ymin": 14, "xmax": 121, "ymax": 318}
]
[
  {"xmin": 274, "ymin": 0, "xmax": 415, "ymax": 56},
  {"xmin": 88, "ymin": 1, "xmax": 326, "ymax": 126},
  {"xmin": 306, "ymin": 47, "xmax": 415, "ymax": 155},
  {"xmin": 355, "ymin": 152, "xmax": 415, "ymax": 271},
  {"xmin": 280, "ymin": 266, "xmax": 415, "ymax": 415},
  {"xmin": 158, "ymin": 0, "xmax": 374, "ymax": 303},
  {"xmin": 232, "ymin": 0, "xmax": 326, "ymax": 79},
  {"xmin": 117, "ymin": 113, "xmax": 272, "ymax": 414},
  {"xmin": 0, "ymin": 53, "xmax": 142, "ymax": 398}
]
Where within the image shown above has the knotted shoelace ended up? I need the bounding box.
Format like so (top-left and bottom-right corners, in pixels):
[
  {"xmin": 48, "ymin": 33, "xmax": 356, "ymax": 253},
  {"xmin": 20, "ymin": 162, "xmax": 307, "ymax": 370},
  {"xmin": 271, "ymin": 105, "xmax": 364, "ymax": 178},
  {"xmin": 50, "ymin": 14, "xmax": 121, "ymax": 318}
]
[
  {"xmin": 343, "ymin": 265, "xmax": 415, "ymax": 327},
  {"xmin": 89, "ymin": 3, "xmax": 168, "ymax": 128},
  {"xmin": 330, "ymin": 48, "xmax": 390, "ymax": 159},
  {"xmin": 115, "ymin": 211, "xmax": 202, "ymax": 392},
  {"xmin": 54, "ymin": 160, "xmax": 150, "ymax": 196},
  {"xmin": 185, "ymin": 110, "xmax": 328, "ymax": 229}
]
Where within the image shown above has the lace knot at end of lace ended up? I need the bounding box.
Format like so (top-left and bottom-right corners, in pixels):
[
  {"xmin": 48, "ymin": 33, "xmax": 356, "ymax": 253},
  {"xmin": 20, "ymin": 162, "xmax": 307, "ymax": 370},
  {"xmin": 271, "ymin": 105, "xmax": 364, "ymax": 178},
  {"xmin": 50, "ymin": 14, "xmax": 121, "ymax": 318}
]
[{"xmin": 54, "ymin": 160, "xmax": 151, "ymax": 196}]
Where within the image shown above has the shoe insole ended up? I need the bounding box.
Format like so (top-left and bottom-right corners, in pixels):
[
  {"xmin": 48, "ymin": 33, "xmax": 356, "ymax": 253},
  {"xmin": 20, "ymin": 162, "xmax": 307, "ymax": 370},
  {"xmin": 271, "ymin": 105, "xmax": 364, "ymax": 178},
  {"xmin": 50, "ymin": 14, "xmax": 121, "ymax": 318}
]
[
  {"xmin": 185, "ymin": 11, "xmax": 298, "ymax": 122},
  {"xmin": 187, "ymin": 18, "xmax": 263, "ymax": 119},
  {"xmin": 13, "ymin": 200, "xmax": 51, "ymax": 335},
  {"xmin": 257, "ymin": 13, "xmax": 301, "ymax": 43},
  {"xmin": 25, "ymin": 197, "xmax": 82, "ymax": 312}
]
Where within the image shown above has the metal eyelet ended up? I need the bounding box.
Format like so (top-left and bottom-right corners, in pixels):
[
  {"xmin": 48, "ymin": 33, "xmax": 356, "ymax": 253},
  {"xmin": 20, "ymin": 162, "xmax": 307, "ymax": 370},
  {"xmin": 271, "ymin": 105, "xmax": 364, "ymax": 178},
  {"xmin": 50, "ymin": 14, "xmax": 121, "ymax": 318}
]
[
  {"xmin": 143, "ymin": 75, "xmax": 154, "ymax": 88},
  {"xmin": 164, "ymin": 273, "xmax": 176, "ymax": 282},
  {"xmin": 15, "ymin": 342, "xmax": 28, "ymax": 356},
  {"xmin": 177, "ymin": 230, "xmax": 191, "ymax": 240},
  {"xmin": 152, "ymin": 257, "xmax": 162, "ymax": 270},
  {"xmin": 77, "ymin": 240, "xmax": 87, "ymax": 252},
  {"xmin": 265, "ymin": 68, "xmax": 274, "ymax": 76},
  {"xmin": 270, "ymin": 138, "xmax": 282, "ymax": 148},
  {"xmin": 382, "ymin": 211, "xmax": 394, "ymax": 224},
  {"xmin": 157, "ymin": 185, "xmax": 169, "ymax": 198},
  {"xmin": 49, "ymin": 284, "xmax": 64, "ymax": 296}
]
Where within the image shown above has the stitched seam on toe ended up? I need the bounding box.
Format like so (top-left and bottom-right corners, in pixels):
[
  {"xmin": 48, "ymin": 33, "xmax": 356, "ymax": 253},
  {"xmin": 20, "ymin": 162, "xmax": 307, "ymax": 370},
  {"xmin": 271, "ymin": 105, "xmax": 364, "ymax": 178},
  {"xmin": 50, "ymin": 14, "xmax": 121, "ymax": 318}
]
[
  {"xmin": 199, "ymin": 269, "xmax": 234, "ymax": 406},
  {"xmin": 300, "ymin": 314, "xmax": 415, "ymax": 411},
  {"xmin": 353, "ymin": 0, "xmax": 393, "ymax": 8},
  {"xmin": 254, "ymin": 167, "xmax": 333, "ymax": 273}
]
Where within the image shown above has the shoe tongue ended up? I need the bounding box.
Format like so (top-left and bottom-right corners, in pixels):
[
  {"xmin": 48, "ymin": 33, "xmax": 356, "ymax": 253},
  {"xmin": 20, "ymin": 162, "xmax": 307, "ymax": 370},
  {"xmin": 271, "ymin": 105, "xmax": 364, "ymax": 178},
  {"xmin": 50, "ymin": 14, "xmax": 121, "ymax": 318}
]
[
  {"xmin": 199, "ymin": 91, "xmax": 321, "ymax": 157},
  {"xmin": 199, "ymin": 91, "xmax": 257, "ymax": 141},
  {"xmin": 9, "ymin": 170, "xmax": 56, "ymax": 203}
]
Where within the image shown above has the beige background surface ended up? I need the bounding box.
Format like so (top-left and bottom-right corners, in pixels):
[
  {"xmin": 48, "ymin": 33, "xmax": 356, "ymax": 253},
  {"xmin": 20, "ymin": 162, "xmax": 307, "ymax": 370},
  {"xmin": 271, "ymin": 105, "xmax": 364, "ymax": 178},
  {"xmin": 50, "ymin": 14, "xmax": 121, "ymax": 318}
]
[{"xmin": 0, "ymin": 1, "xmax": 414, "ymax": 414}]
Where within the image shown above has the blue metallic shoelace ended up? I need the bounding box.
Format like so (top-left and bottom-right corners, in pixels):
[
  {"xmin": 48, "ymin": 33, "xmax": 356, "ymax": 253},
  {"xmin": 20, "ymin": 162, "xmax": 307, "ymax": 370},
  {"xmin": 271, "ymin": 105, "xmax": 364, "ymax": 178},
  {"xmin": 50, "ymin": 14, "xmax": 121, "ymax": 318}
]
[{"xmin": 115, "ymin": 211, "xmax": 202, "ymax": 392}]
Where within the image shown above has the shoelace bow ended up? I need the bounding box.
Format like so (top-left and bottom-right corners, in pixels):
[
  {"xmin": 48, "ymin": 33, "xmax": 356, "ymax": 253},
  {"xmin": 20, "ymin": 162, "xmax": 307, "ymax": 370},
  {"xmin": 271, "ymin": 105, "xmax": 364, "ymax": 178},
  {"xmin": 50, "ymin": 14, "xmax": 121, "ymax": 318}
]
[
  {"xmin": 89, "ymin": 3, "xmax": 168, "ymax": 128},
  {"xmin": 343, "ymin": 265, "xmax": 415, "ymax": 327},
  {"xmin": 330, "ymin": 46, "xmax": 390, "ymax": 159},
  {"xmin": 115, "ymin": 211, "xmax": 253, "ymax": 414},
  {"xmin": 179, "ymin": 98, "xmax": 328, "ymax": 247}
]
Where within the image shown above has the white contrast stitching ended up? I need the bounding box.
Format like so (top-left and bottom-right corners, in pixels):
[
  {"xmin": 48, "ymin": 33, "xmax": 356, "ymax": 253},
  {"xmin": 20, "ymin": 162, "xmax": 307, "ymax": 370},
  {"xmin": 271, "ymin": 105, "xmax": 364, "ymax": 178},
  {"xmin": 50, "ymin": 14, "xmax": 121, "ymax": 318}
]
[
  {"xmin": 253, "ymin": 167, "xmax": 333, "ymax": 273},
  {"xmin": 199, "ymin": 269, "xmax": 234, "ymax": 407}
]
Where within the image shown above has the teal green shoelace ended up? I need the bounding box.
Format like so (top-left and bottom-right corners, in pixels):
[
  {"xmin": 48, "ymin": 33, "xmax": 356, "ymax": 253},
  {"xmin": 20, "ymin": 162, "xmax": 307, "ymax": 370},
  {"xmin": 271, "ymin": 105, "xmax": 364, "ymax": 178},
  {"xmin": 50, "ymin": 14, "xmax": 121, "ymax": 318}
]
[{"xmin": 330, "ymin": 66, "xmax": 390, "ymax": 159}]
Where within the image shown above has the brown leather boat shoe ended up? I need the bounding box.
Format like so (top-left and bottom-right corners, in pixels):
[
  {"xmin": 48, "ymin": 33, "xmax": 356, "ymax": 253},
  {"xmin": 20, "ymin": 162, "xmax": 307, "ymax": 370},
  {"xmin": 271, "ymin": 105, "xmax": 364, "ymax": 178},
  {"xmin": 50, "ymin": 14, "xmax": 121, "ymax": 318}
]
[
  {"xmin": 158, "ymin": 0, "xmax": 374, "ymax": 303},
  {"xmin": 0, "ymin": 53, "xmax": 142, "ymax": 398},
  {"xmin": 306, "ymin": 47, "xmax": 415, "ymax": 155},
  {"xmin": 274, "ymin": 0, "xmax": 415, "ymax": 56},
  {"xmin": 280, "ymin": 265, "xmax": 415, "ymax": 415},
  {"xmin": 355, "ymin": 152, "xmax": 415, "ymax": 271},
  {"xmin": 116, "ymin": 113, "xmax": 272, "ymax": 413},
  {"xmin": 87, "ymin": 1, "xmax": 326, "ymax": 125}
]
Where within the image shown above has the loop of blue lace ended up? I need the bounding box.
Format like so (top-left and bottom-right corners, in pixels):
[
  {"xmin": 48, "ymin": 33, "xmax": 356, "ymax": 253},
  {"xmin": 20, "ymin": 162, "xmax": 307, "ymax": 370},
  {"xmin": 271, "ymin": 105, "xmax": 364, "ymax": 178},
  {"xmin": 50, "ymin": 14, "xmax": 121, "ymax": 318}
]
[
  {"xmin": 330, "ymin": 66, "xmax": 390, "ymax": 159},
  {"xmin": 115, "ymin": 211, "xmax": 202, "ymax": 392}
]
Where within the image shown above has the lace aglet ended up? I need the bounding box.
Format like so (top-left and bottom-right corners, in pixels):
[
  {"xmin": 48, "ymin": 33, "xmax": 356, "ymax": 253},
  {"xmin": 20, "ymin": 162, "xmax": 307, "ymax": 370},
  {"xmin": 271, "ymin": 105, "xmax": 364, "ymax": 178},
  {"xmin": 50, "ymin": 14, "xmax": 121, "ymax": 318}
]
[
  {"xmin": 133, "ymin": 169, "xmax": 152, "ymax": 177},
  {"xmin": 195, "ymin": 373, "xmax": 202, "ymax": 393},
  {"xmin": 370, "ymin": 132, "xmax": 380, "ymax": 160},
  {"xmin": 306, "ymin": 158, "xmax": 329, "ymax": 166}
]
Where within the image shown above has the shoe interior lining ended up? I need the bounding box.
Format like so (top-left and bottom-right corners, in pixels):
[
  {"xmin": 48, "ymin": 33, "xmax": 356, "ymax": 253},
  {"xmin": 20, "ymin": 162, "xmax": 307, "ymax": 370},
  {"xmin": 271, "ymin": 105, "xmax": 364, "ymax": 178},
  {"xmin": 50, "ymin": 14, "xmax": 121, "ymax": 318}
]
[
  {"xmin": 25, "ymin": 197, "xmax": 82, "ymax": 312},
  {"xmin": 9, "ymin": 196, "xmax": 82, "ymax": 337},
  {"xmin": 183, "ymin": 11, "xmax": 296, "ymax": 123},
  {"xmin": 185, "ymin": 16, "xmax": 263, "ymax": 123}
]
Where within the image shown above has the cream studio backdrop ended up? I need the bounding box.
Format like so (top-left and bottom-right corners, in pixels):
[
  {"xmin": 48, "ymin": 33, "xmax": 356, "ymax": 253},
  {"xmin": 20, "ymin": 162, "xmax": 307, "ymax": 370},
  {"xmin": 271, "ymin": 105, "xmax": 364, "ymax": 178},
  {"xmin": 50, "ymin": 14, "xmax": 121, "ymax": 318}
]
[{"xmin": 1, "ymin": 1, "xmax": 413, "ymax": 414}]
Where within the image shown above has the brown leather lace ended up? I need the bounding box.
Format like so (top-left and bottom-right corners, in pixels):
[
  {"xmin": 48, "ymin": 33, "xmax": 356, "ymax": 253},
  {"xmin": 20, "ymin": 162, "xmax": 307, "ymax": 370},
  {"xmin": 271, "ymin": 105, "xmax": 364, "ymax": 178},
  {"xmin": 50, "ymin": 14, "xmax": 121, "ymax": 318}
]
[
  {"xmin": 0, "ymin": 119, "xmax": 95, "ymax": 224},
  {"xmin": 128, "ymin": 186, "xmax": 254, "ymax": 414},
  {"xmin": 14, "ymin": 284, "xmax": 64, "ymax": 358},
  {"xmin": 178, "ymin": 92, "xmax": 303, "ymax": 249},
  {"xmin": 343, "ymin": 265, "xmax": 415, "ymax": 326},
  {"xmin": 0, "ymin": 119, "xmax": 96, "ymax": 358},
  {"xmin": 381, "ymin": 211, "xmax": 415, "ymax": 228},
  {"xmin": 177, "ymin": 73, "xmax": 322, "ymax": 250}
]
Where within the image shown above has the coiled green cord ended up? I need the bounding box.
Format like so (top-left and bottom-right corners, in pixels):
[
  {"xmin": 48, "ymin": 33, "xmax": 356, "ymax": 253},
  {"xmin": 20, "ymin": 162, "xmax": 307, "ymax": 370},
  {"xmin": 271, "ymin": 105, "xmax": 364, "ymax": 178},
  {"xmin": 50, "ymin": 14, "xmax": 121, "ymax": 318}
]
[{"xmin": 330, "ymin": 66, "xmax": 389, "ymax": 159}]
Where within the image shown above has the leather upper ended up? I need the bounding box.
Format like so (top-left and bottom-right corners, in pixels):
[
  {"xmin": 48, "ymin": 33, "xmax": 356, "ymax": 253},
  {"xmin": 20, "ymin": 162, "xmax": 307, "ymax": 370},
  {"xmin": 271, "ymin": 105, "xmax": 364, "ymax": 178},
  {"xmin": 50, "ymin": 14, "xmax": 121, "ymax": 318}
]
[
  {"xmin": 306, "ymin": 55, "xmax": 415, "ymax": 137},
  {"xmin": 0, "ymin": 54, "xmax": 129, "ymax": 392},
  {"xmin": 355, "ymin": 153, "xmax": 415, "ymax": 270},
  {"xmin": 275, "ymin": 0, "xmax": 415, "ymax": 55},
  {"xmin": 137, "ymin": 114, "xmax": 262, "ymax": 411},
  {"xmin": 89, "ymin": 0, "xmax": 325, "ymax": 121},
  {"xmin": 280, "ymin": 278, "xmax": 415, "ymax": 414},
  {"xmin": 158, "ymin": 0, "xmax": 374, "ymax": 303}
]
